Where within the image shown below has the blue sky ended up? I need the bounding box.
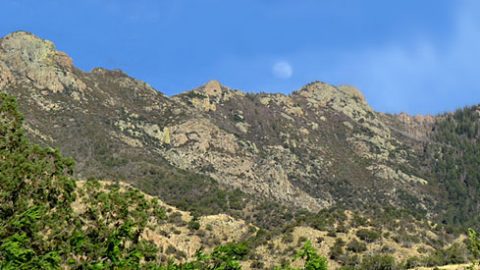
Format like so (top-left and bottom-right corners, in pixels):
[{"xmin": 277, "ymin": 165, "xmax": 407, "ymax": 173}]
[{"xmin": 1, "ymin": 0, "xmax": 479, "ymax": 114}]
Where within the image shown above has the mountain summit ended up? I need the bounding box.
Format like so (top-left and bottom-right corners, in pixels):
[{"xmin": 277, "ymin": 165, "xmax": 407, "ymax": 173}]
[{"xmin": 0, "ymin": 31, "xmax": 86, "ymax": 93}]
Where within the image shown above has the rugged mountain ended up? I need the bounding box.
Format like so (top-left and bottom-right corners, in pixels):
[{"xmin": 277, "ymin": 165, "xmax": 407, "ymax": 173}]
[
  {"xmin": 0, "ymin": 90, "xmax": 472, "ymax": 270},
  {"xmin": 0, "ymin": 31, "xmax": 478, "ymax": 229},
  {"xmin": 3, "ymin": 31, "xmax": 480, "ymax": 269}
]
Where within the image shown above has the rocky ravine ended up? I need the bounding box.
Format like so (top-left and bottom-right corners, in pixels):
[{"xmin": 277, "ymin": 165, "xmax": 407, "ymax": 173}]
[{"xmin": 0, "ymin": 31, "xmax": 450, "ymax": 222}]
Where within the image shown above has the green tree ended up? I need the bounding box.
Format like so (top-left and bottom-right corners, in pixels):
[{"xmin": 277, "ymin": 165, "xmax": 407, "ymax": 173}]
[
  {"xmin": 275, "ymin": 241, "xmax": 328, "ymax": 270},
  {"xmin": 467, "ymin": 228, "xmax": 480, "ymax": 270},
  {"xmin": 296, "ymin": 241, "xmax": 328, "ymax": 270}
]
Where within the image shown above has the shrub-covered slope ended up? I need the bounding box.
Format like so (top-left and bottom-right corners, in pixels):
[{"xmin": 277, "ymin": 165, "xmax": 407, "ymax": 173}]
[
  {"xmin": 2, "ymin": 92, "xmax": 479, "ymax": 270},
  {"xmin": 0, "ymin": 92, "xmax": 169, "ymax": 268}
]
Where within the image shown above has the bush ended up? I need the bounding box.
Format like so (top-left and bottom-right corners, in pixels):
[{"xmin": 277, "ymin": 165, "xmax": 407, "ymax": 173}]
[
  {"xmin": 281, "ymin": 232, "xmax": 294, "ymax": 244},
  {"xmin": 330, "ymin": 238, "xmax": 346, "ymax": 260},
  {"xmin": 424, "ymin": 243, "xmax": 467, "ymax": 266},
  {"xmin": 338, "ymin": 254, "xmax": 361, "ymax": 269},
  {"xmin": 356, "ymin": 229, "xmax": 381, "ymax": 243},
  {"xmin": 402, "ymin": 256, "xmax": 423, "ymax": 269},
  {"xmin": 360, "ymin": 254, "xmax": 396, "ymax": 270},
  {"xmin": 468, "ymin": 228, "xmax": 480, "ymax": 268},
  {"xmin": 296, "ymin": 241, "xmax": 328, "ymax": 270},
  {"xmin": 188, "ymin": 218, "xmax": 201, "ymax": 231},
  {"xmin": 346, "ymin": 239, "xmax": 367, "ymax": 253},
  {"xmin": 327, "ymin": 230, "xmax": 337, "ymax": 237}
]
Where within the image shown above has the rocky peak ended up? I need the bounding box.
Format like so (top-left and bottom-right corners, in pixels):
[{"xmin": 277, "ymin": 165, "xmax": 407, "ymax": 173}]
[
  {"xmin": 176, "ymin": 80, "xmax": 245, "ymax": 112},
  {"xmin": 91, "ymin": 67, "xmax": 129, "ymax": 77},
  {"xmin": 200, "ymin": 80, "xmax": 225, "ymax": 97},
  {"xmin": 0, "ymin": 31, "xmax": 73, "ymax": 71},
  {"xmin": 336, "ymin": 85, "xmax": 366, "ymax": 103},
  {"xmin": 0, "ymin": 31, "xmax": 85, "ymax": 93},
  {"xmin": 295, "ymin": 81, "xmax": 366, "ymax": 105},
  {"xmin": 293, "ymin": 81, "xmax": 376, "ymax": 123}
]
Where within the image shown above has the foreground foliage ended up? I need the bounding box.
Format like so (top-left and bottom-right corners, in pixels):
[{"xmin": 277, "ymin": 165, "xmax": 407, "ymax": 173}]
[{"xmin": 467, "ymin": 228, "xmax": 480, "ymax": 270}]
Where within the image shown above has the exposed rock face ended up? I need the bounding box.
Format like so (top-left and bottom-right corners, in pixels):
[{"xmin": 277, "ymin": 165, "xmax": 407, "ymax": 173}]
[
  {"xmin": 393, "ymin": 112, "xmax": 435, "ymax": 141},
  {"xmin": 0, "ymin": 61, "xmax": 15, "ymax": 90},
  {"xmin": 202, "ymin": 79, "xmax": 223, "ymax": 96},
  {"xmin": 165, "ymin": 118, "xmax": 325, "ymax": 210},
  {"xmin": 294, "ymin": 81, "xmax": 426, "ymax": 184},
  {"xmin": 169, "ymin": 118, "xmax": 238, "ymax": 153},
  {"xmin": 176, "ymin": 80, "xmax": 245, "ymax": 112},
  {"xmin": 0, "ymin": 31, "xmax": 452, "ymax": 222},
  {"xmin": 0, "ymin": 31, "xmax": 85, "ymax": 93}
]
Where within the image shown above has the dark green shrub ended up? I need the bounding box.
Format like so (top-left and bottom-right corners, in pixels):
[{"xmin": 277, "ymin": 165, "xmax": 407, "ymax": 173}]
[
  {"xmin": 330, "ymin": 238, "xmax": 346, "ymax": 260},
  {"xmin": 346, "ymin": 239, "xmax": 367, "ymax": 253},
  {"xmin": 360, "ymin": 254, "xmax": 396, "ymax": 270},
  {"xmin": 356, "ymin": 229, "xmax": 381, "ymax": 243},
  {"xmin": 188, "ymin": 218, "xmax": 201, "ymax": 231}
]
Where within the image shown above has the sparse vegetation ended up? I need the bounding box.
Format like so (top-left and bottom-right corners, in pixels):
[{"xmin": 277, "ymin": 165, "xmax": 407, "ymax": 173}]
[{"xmin": 359, "ymin": 254, "xmax": 396, "ymax": 270}]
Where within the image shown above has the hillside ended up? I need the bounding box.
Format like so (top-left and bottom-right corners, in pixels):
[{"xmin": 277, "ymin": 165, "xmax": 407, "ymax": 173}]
[
  {"xmin": 0, "ymin": 32, "xmax": 439, "ymax": 216},
  {"xmin": 1, "ymin": 91, "xmax": 477, "ymax": 269},
  {"xmin": 1, "ymin": 31, "xmax": 480, "ymax": 269},
  {"xmin": 0, "ymin": 92, "xmax": 299, "ymax": 269}
]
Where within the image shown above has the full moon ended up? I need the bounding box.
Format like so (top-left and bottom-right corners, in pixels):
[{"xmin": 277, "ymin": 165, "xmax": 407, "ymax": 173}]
[{"xmin": 272, "ymin": 61, "xmax": 293, "ymax": 79}]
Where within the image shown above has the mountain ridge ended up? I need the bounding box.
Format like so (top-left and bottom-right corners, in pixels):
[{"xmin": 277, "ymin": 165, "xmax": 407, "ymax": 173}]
[
  {"xmin": 1, "ymin": 31, "xmax": 478, "ymax": 229},
  {"xmin": 3, "ymin": 30, "xmax": 480, "ymax": 269},
  {"xmin": 0, "ymin": 30, "xmax": 438, "ymax": 119}
]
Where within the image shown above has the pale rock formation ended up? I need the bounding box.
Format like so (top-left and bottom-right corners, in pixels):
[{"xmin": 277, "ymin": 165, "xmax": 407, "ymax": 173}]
[
  {"xmin": 0, "ymin": 61, "xmax": 15, "ymax": 89},
  {"xmin": 0, "ymin": 31, "xmax": 86, "ymax": 93}
]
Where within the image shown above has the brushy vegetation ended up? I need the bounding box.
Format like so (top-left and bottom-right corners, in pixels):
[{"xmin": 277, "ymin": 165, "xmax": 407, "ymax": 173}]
[
  {"xmin": 1, "ymin": 90, "xmax": 477, "ymax": 269},
  {"xmin": 0, "ymin": 93, "xmax": 167, "ymax": 268},
  {"xmin": 467, "ymin": 228, "xmax": 480, "ymax": 270},
  {"xmin": 0, "ymin": 92, "xmax": 331, "ymax": 269}
]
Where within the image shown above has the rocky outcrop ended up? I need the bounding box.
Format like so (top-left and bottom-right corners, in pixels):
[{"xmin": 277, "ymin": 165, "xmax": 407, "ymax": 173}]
[
  {"xmin": 390, "ymin": 112, "xmax": 435, "ymax": 141},
  {"xmin": 295, "ymin": 81, "xmax": 423, "ymax": 184},
  {"xmin": 175, "ymin": 80, "xmax": 245, "ymax": 112},
  {"xmin": 0, "ymin": 61, "xmax": 15, "ymax": 90},
  {"xmin": 0, "ymin": 31, "xmax": 86, "ymax": 93}
]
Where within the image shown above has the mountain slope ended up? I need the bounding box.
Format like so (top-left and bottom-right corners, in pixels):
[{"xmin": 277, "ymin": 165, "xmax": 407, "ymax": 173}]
[
  {"xmin": 0, "ymin": 31, "xmax": 477, "ymax": 231},
  {"xmin": 2, "ymin": 31, "xmax": 480, "ymax": 269},
  {"xmin": 0, "ymin": 92, "xmax": 470, "ymax": 270}
]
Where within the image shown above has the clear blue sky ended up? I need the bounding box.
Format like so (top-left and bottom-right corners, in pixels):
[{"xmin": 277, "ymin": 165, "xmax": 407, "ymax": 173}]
[{"xmin": 1, "ymin": 0, "xmax": 479, "ymax": 114}]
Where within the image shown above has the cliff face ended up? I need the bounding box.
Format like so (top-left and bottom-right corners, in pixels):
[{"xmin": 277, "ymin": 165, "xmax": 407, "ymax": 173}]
[{"xmin": 0, "ymin": 31, "xmax": 463, "ymax": 224}]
